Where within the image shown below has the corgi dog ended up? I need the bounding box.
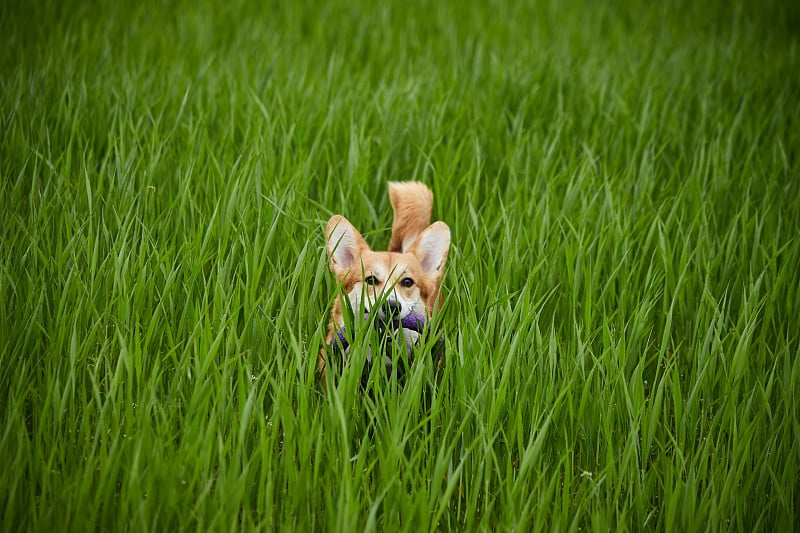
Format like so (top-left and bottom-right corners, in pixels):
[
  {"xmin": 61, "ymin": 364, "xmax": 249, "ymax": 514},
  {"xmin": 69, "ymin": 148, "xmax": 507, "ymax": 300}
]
[{"xmin": 320, "ymin": 181, "xmax": 450, "ymax": 383}]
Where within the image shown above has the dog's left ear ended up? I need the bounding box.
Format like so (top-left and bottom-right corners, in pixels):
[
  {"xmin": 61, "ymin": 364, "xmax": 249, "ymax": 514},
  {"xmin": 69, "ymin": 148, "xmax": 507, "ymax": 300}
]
[
  {"xmin": 326, "ymin": 215, "xmax": 369, "ymax": 278},
  {"xmin": 409, "ymin": 221, "xmax": 450, "ymax": 276}
]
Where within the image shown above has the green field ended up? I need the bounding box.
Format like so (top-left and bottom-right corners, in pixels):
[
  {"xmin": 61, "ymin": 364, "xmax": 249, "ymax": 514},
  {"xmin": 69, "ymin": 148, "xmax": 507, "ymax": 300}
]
[{"xmin": 2, "ymin": 0, "xmax": 799, "ymax": 530}]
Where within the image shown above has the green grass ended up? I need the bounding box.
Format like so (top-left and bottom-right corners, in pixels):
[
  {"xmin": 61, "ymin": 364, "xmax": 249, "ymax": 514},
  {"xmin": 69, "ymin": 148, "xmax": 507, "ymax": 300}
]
[{"xmin": 2, "ymin": 0, "xmax": 799, "ymax": 530}]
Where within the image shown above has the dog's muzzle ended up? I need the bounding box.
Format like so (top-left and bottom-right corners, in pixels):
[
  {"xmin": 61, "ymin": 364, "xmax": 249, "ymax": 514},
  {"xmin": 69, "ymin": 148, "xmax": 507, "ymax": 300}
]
[{"xmin": 327, "ymin": 312, "xmax": 443, "ymax": 389}]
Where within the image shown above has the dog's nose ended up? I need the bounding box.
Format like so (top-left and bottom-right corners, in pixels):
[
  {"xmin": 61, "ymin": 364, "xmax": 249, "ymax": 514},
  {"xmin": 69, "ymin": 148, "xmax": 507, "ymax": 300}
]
[{"xmin": 381, "ymin": 298, "xmax": 401, "ymax": 317}]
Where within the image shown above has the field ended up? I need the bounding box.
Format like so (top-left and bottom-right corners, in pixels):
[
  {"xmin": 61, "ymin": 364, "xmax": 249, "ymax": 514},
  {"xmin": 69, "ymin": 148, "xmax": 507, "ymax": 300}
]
[{"xmin": 2, "ymin": 0, "xmax": 799, "ymax": 530}]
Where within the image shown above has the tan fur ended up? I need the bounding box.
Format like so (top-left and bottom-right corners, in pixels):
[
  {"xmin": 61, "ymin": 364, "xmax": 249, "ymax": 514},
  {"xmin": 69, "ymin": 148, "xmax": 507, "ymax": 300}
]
[
  {"xmin": 319, "ymin": 182, "xmax": 450, "ymax": 382},
  {"xmin": 387, "ymin": 181, "xmax": 434, "ymax": 253}
]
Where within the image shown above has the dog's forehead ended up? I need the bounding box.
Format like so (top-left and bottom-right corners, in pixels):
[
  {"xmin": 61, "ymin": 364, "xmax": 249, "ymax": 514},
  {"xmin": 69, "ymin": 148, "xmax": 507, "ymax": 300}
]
[
  {"xmin": 361, "ymin": 252, "xmax": 412, "ymax": 279},
  {"xmin": 389, "ymin": 252, "xmax": 421, "ymax": 277},
  {"xmin": 386, "ymin": 262, "xmax": 408, "ymax": 280}
]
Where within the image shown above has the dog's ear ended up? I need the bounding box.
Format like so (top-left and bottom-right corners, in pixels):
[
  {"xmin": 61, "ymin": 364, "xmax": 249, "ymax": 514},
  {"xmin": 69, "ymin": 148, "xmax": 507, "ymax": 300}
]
[
  {"xmin": 326, "ymin": 215, "xmax": 369, "ymax": 277},
  {"xmin": 409, "ymin": 221, "xmax": 450, "ymax": 277}
]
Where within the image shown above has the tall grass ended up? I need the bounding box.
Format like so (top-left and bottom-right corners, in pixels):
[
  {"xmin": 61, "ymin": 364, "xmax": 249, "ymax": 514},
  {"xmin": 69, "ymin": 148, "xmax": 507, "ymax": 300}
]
[{"xmin": 2, "ymin": 0, "xmax": 799, "ymax": 530}]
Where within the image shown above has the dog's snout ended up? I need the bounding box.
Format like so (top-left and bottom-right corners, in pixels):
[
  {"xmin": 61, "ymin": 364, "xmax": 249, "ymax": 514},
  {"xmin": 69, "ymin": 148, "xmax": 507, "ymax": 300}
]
[{"xmin": 382, "ymin": 298, "xmax": 401, "ymax": 317}]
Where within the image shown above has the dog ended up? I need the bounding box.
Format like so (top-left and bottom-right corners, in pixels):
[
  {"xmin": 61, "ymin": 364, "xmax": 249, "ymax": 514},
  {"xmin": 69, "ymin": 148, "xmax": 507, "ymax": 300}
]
[{"xmin": 319, "ymin": 181, "xmax": 450, "ymax": 387}]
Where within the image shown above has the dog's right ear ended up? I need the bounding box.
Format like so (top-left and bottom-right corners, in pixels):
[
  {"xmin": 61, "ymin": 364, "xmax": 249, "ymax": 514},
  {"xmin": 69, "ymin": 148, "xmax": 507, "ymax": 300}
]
[{"xmin": 326, "ymin": 215, "xmax": 368, "ymax": 278}]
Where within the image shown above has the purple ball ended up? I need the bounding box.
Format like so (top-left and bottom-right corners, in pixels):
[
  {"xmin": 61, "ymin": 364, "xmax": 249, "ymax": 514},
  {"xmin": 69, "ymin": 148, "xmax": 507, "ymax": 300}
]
[{"xmin": 400, "ymin": 312, "xmax": 427, "ymax": 331}]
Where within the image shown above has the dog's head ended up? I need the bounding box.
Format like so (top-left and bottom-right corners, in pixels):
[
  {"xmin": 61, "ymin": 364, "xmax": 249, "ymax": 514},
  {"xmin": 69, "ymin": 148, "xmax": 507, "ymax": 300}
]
[{"xmin": 325, "ymin": 215, "xmax": 450, "ymax": 327}]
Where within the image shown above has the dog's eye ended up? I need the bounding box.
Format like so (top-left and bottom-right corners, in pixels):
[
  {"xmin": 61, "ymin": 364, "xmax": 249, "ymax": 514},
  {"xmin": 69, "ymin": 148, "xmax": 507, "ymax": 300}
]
[
  {"xmin": 400, "ymin": 277, "xmax": 414, "ymax": 288},
  {"xmin": 364, "ymin": 275, "xmax": 379, "ymax": 286}
]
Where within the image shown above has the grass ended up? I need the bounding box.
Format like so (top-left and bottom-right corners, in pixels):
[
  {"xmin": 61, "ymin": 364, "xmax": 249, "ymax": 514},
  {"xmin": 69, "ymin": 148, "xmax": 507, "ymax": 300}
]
[{"xmin": 2, "ymin": 0, "xmax": 799, "ymax": 529}]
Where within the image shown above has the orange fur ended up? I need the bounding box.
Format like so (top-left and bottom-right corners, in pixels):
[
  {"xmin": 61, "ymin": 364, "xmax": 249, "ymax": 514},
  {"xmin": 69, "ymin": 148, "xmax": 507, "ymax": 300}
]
[
  {"xmin": 319, "ymin": 182, "xmax": 450, "ymax": 383},
  {"xmin": 387, "ymin": 181, "xmax": 434, "ymax": 253}
]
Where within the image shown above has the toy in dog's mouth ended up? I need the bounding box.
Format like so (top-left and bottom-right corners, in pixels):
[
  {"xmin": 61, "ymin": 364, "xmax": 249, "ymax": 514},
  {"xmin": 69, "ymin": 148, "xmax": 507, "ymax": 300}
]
[{"xmin": 327, "ymin": 311, "xmax": 444, "ymax": 389}]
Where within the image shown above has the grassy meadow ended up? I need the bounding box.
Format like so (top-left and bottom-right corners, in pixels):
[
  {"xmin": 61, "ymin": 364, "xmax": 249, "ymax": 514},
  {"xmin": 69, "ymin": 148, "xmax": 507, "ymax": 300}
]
[{"xmin": 2, "ymin": 0, "xmax": 799, "ymax": 529}]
